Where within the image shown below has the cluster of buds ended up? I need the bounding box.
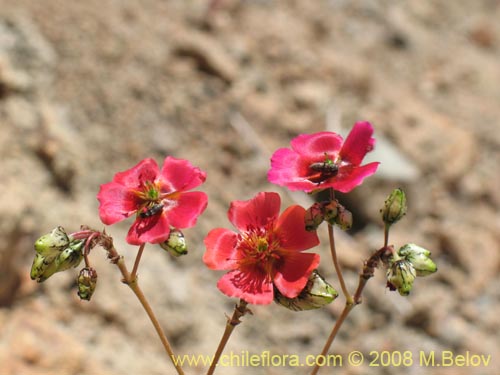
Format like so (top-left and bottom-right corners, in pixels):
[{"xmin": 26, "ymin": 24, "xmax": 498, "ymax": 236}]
[
  {"xmin": 274, "ymin": 270, "xmax": 338, "ymax": 311},
  {"xmin": 30, "ymin": 227, "xmax": 85, "ymax": 283},
  {"xmin": 305, "ymin": 200, "xmax": 353, "ymax": 231},
  {"xmin": 380, "ymin": 189, "xmax": 437, "ymax": 296},
  {"xmin": 386, "ymin": 244, "xmax": 437, "ymax": 296}
]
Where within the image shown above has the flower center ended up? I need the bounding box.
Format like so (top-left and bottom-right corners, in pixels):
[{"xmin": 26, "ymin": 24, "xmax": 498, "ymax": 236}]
[
  {"xmin": 237, "ymin": 224, "xmax": 282, "ymax": 277},
  {"xmin": 307, "ymin": 155, "xmax": 339, "ymax": 184},
  {"xmin": 134, "ymin": 181, "xmax": 175, "ymax": 219}
]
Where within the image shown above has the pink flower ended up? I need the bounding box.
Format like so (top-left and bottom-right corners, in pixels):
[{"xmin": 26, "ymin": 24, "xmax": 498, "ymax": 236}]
[
  {"xmin": 268, "ymin": 121, "xmax": 379, "ymax": 193},
  {"xmin": 203, "ymin": 192, "xmax": 320, "ymax": 305},
  {"xmin": 97, "ymin": 157, "xmax": 208, "ymax": 245}
]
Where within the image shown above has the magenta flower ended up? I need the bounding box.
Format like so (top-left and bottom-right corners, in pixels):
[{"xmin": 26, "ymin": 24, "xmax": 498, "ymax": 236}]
[
  {"xmin": 203, "ymin": 192, "xmax": 320, "ymax": 305},
  {"xmin": 268, "ymin": 121, "xmax": 379, "ymax": 193},
  {"xmin": 97, "ymin": 157, "xmax": 208, "ymax": 245}
]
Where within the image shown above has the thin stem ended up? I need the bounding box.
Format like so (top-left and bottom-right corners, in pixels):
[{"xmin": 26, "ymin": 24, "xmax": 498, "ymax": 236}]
[
  {"xmin": 327, "ymin": 223, "xmax": 352, "ymax": 303},
  {"xmin": 383, "ymin": 224, "xmax": 390, "ymax": 248},
  {"xmin": 309, "ymin": 303, "xmax": 353, "ymax": 375},
  {"xmin": 104, "ymin": 238, "xmax": 184, "ymax": 375},
  {"xmin": 127, "ymin": 280, "xmax": 185, "ymax": 375},
  {"xmin": 131, "ymin": 243, "xmax": 146, "ymax": 281},
  {"xmin": 311, "ymin": 245, "xmax": 387, "ymax": 375},
  {"xmin": 207, "ymin": 299, "xmax": 249, "ymax": 375}
]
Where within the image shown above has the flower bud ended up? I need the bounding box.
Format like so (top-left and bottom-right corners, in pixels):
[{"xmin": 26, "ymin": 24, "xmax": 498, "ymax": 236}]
[
  {"xmin": 30, "ymin": 253, "xmax": 58, "ymax": 282},
  {"xmin": 398, "ymin": 244, "xmax": 437, "ymax": 276},
  {"xmin": 274, "ymin": 270, "xmax": 338, "ymax": 311},
  {"xmin": 386, "ymin": 260, "xmax": 416, "ymax": 296},
  {"xmin": 322, "ymin": 200, "xmax": 338, "ymax": 223},
  {"xmin": 54, "ymin": 241, "xmax": 84, "ymax": 272},
  {"xmin": 304, "ymin": 202, "xmax": 324, "ymax": 231},
  {"xmin": 77, "ymin": 267, "xmax": 98, "ymax": 301},
  {"xmin": 380, "ymin": 188, "xmax": 407, "ymax": 225},
  {"xmin": 330, "ymin": 205, "xmax": 352, "ymax": 231},
  {"xmin": 159, "ymin": 228, "xmax": 187, "ymax": 257},
  {"xmin": 34, "ymin": 226, "xmax": 70, "ymax": 260}
]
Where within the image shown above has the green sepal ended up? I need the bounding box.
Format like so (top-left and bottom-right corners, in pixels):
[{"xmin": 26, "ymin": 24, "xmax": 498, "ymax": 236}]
[
  {"xmin": 398, "ymin": 244, "xmax": 437, "ymax": 276},
  {"xmin": 274, "ymin": 270, "xmax": 338, "ymax": 311},
  {"xmin": 160, "ymin": 228, "xmax": 188, "ymax": 257},
  {"xmin": 386, "ymin": 259, "xmax": 416, "ymax": 296},
  {"xmin": 34, "ymin": 226, "xmax": 70, "ymax": 260}
]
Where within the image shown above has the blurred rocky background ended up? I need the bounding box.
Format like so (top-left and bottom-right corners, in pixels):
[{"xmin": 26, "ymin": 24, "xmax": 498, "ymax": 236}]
[{"xmin": 0, "ymin": 1, "xmax": 498, "ymax": 374}]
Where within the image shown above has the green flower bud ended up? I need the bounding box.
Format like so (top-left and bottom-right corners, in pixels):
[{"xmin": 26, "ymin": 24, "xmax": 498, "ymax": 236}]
[
  {"xmin": 30, "ymin": 253, "xmax": 58, "ymax": 282},
  {"xmin": 274, "ymin": 270, "xmax": 338, "ymax": 311},
  {"xmin": 331, "ymin": 205, "xmax": 352, "ymax": 231},
  {"xmin": 34, "ymin": 226, "xmax": 70, "ymax": 260},
  {"xmin": 54, "ymin": 241, "xmax": 84, "ymax": 272},
  {"xmin": 77, "ymin": 267, "xmax": 98, "ymax": 301},
  {"xmin": 322, "ymin": 200, "xmax": 338, "ymax": 223},
  {"xmin": 304, "ymin": 202, "xmax": 324, "ymax": 231},
  {"xmin": 398, "ymin": 244, "xmax": 437, "ymax": 276},
  {"xmin": 386, "ymin": 260, "xmax": 416, "ymax": 296},
  {"xmin": 159, "ymin": 228, "xmax": 187, "ymax": 257},
  {"xmin": 381, "ymin": 188, "xmax": 407, "ymax": 225}
]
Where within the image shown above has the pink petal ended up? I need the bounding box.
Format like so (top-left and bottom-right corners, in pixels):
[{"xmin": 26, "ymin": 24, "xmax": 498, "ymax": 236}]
[
  {"xmin": 275, "ymin": 205, "xmax": 320, "ymax": 251},
  {"xmin": 167, "ymin": 191, "xmax": 208, "ymax": 229},
  {"xmin": 97, "ymin": 182, "xmax": 139, "ymax": 225},
  {"xmin": 290, "ymin": 132, "xmax": 343, "ymax": 159},
  {"xmin": 273, "ymin": 252, "xmax": 320, "ymax": 298},
  {"xmin": 268, "ymin": 148, "xmax": 301, "ymax": 186},
  {"xmin": 113, "ymin": 158, "xmax": 159, "ymax": 188},
  {"xmin": 228, "ymin": 192, "xmax": 281, "ymax": 232},
  {"xmin": 330, "ymin": 162, "xmax": 379, "ymax": 193},
  {"xmin": 159, "ymin": 156, "xmax": 207, "ymax": 193},
  {"xmin": 126, "ymin": 213, "xmax": 171, "ymax": 245},
  {"xmin": 339, "ymin": 122, "xmax": 376, "ymax": 166},
  {"xmin": 274, "ymin": 179, "xmax": 319, "ymax": 193},
  {"xmin": 203, "ymin": 228, "xmax": 239, "ymax": 270},
  {"xmin": 217, "ymin": 269, "xmax": 274, "ymax": 304}
]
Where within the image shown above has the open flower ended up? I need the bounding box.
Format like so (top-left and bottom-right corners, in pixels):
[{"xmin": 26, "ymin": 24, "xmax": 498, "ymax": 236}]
[
  {"xmin": 97, "ymin": 157, "xmax": 207, "ymax": 245},
  {"xmin": 268, "ymin": 121, "xmax": 379, "ymax": 193},
  {"xmin": 203, "ymin": 192, "xmax": 320, "ymax": 304}
]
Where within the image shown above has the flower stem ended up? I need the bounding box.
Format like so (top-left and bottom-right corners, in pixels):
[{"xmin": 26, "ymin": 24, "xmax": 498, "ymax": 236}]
[
  {"xmin": 327, "ymin": 223, "xmax": 352, "ymax": 304},
  {"xmin": 131, "ymin": 243, "xmax": 146, "ymax": 281},
  {"xmin": 207, "ymin": 299, "xmax": 250, "ymax": 375},
  {"xmin": 311, "ymin": 245, "xmax": 388, "ymax": 375},
  {"xmin": 384, "ymin": 224, "xmax": 390, "ymax": 248},
  {"xmin": 309, "ymin": 302, "xmax": 353, "ymax": 375},
  {"xmin": 326, "ymin": 188, "xmax": 351, "ymax": 302},
  {"xmin": 103, "ymin": 236, "xmax": 184, "ymax": 375}
]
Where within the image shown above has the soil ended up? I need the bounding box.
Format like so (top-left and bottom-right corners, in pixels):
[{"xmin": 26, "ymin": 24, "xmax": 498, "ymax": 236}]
[{"xmin": 0, "ymin": 1, "xmax": 498, "ymax": 374}]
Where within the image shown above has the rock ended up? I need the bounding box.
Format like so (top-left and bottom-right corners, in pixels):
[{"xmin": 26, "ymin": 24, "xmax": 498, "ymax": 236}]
[
  {"xmin": 172, "ymin": 27, "xmax": 239, "ymax": 84},
  {"xmin": 0, "ymin": 308, "xmax": 115, "ymax": 375},
  {"xmin": 438, "ymin": 220, "xmax": 498, "ymax": 295},
  {"xmin": 381, "ymin": 87, "xmax": 477, "ymax": 183}
]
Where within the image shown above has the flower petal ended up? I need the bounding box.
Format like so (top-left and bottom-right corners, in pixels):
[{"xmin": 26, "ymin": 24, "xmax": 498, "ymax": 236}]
[
  {"xmin": 276, "ymin": 205, "xmax": 320, "ymax": 251},
  {"xmin": 167, "ymin": 191, "xmax": 208, "ymax": 229},
  {"xmin": 291, "ymin": 132, "xmax": 343, "ymax": 159},
  {"xmin": 203, "ymin": 228, "xmax": 239, "ymax": 270},
  {"xmin": 330, "ymin": 162, "xmax": 379, "ymax": 193},
  {"xmin": 113, "ymin": 158, "xmax": 159, "ymax": 188},
  {"xmin": 126, "ymin": 213, "xmax": 171, "ymax": 245},
  {"xmin": 97, "ymin": 158, "xmax": 160, "ymax": 225},
  {"xmin": 273, "ymin": 252, "xmax": 320, "ymax": 298},
  {"xmin": 339, "ymin": 121, "xmax": 376, "ymax": 166},
  {"xmin": 97, "ymin": 182, "xmax": 139, "ymax": 225},
  {"xmin": 228, "ymin": 192, "xmax": 281, "ymax": 232},
  {"xmin": 268, "ymin": 148, "xmax": 301, "ymax": 186},
  {"xmin": 217, "ymin": 269, "xmax": 274, "ymax": 304},
  {"xmin": 159, "ymin": 156, "xmax": 207, "ymax": 193}
]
